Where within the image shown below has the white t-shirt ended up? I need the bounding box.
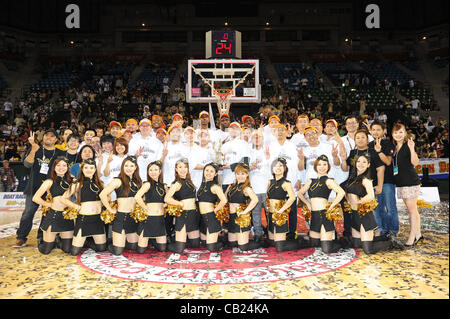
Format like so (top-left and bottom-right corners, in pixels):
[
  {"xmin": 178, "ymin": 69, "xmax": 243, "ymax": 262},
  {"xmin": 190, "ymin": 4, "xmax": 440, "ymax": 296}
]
[
  {"xmin": 190, "ymin": 144, "xmax": 216, "ymax": 189},
  {"xmin": 221, "ymin": 138, "xmax": 250, "ymax": 185},
  {"xmin": 302, "ymin": 142, "xmax": 339, "ymax": 181},
  {"xmin": 267, "ymin": 139, "xmax": 299, "ymax": 186},
  {"xmin": 99, "ymin": 154, "xmax": 126, "ymax": 201},
  {"xmin": 162, "ymin": 141, "xmax": 189, "ymax": 186},
  {"xmin": 128, "ymin": 134, "xmax": 163, "ymax": 181},
  {"xmin": 249, "ymin": 146, "xmax": 271, "ymax": 194}
]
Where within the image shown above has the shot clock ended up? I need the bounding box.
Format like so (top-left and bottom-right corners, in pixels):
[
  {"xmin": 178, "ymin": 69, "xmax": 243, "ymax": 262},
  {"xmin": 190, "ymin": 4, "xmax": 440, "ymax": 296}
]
[{"xmin": 206, "ymin": 30, "xmax": 242, "ymax": 59}]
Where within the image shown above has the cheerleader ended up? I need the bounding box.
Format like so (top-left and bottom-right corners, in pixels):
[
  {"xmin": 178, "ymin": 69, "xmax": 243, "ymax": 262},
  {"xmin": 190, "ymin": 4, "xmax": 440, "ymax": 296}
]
[
  {"xmin": 266, "ymin": 158, "xmax": 300, "ymax": 252},
  {"xmin": 134, "ymin": 160, "xmax": 168, "ymax": 253},
  {"xmin": 343, "ymin": 154, "xmax": 401, "ymax": 254},
  {"xmin": 225, "ymin": 163, "xmax": 260, "ymax": 251},
  {"xmin": 297, "ymin": 155, "xmax": 346, "ymax": 254},
  {"xmin": 32, "ymin": 156, "xmax": 73, "ymax": 254},
  {"xmin": 197, "ymin": 163, "xmax": 228, "ymax": 252},
  {"xmin": 99, "ymin": 156, "xmax": 142, "ymax": 255},
  {"xmin": 165, "ymin": 158, "xmax": 200, "ymax": 254},
  {"xmin": 60, "ymin": 158, "xmax": 106, "ymax": 255}
]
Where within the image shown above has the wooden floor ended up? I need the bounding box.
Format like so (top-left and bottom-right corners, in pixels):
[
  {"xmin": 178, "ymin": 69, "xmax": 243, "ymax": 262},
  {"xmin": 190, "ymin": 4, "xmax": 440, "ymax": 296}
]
[{"xmin": 0, "ymin": 203, "xmax": 448, "ymax": 299}]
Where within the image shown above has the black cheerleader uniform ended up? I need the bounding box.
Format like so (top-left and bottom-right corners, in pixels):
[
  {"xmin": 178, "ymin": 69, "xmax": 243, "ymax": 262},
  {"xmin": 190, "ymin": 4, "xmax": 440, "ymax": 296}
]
[
  {"xmin": 307, "ymin": 176, "xmax": 335, "ymax": 233},
  {"xmin": 197, "ymin": 181, "xmax": 222, "ymax": 234},
  {"xmin": 345, "ymin": 179, "xmax": 378, "ymax": 232},
  {"xmin": 227, "ymin": 183, "xmax": 252, "ymax": 233},
  {"xmin": 74, "ymin": 178, "xmax": 105, "ymax": 237},
  {"xmin": 112, "ymin": 177, "xmax": 140, "ymax": 234},
  {"xmin": 137, "ymin": 181, "xmax": 167, "ymax": 238},
  {"xmin": 173, "ymin": 178, "xmax": 200, "ymax": 232},
  {"xmin": 266, "ymin": 177, "xmax": 291, "ymax": 234},
  {"xmin": 40, "ymin": 177, "xmax": 74, "ymax": 233}
]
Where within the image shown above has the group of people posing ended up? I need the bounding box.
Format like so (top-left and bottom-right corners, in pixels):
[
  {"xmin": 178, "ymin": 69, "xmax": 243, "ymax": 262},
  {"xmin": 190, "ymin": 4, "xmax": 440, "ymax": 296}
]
[{"xmin": 16, "ymin": 110, "xmax": 423, "ymax": 257}]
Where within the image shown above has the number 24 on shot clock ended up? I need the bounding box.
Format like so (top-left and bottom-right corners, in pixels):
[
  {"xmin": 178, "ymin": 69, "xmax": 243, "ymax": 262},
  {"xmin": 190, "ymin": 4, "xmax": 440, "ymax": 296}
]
[{"xmin": 205, "ymin": 30, "xmax": 242, "ymax": 59}]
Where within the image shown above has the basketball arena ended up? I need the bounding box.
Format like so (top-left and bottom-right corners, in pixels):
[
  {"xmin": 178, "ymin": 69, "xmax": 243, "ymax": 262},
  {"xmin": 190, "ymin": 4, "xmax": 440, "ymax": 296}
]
[{"xmin": 0, "ymin": 0, "xmax": 448, "ymax": 307}]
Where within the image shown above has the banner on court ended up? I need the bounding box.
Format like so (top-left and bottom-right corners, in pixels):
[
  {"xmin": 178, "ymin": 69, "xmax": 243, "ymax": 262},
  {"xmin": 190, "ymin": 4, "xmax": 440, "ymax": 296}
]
[
  {"xmin": 0, "ymin": 192, "xmax": 26, "ymax": 208},
  {"xmin": 417, "ymin": 158, "xmax": 449, "ymax": 179}
]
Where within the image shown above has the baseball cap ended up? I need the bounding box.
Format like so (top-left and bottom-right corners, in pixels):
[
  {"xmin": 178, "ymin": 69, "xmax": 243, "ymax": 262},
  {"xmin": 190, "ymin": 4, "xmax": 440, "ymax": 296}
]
[
  {"xmin": 199, "ymin": 111, "xmax": 209, "ymax": 118},
  {"xmin": 139, "ymin": 119, "xmax": 151, "ymax": 126},
  {"xmin": 269, "ymin": 115, "xmax": 280, "ymax": 123},
  {"xmin": 172, "ymin": 113, "xmax": 183, "ymax": 121},
  {"xmin": 109, "ymin": 121, "xmax": 122, "ymax": 129}
]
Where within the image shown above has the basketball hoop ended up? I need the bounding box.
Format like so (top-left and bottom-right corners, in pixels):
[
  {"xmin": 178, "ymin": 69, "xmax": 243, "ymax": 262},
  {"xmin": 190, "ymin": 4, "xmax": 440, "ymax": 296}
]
[{"xmin": 214, "ymin": 89, "xmax": 233, "ymax": 115}]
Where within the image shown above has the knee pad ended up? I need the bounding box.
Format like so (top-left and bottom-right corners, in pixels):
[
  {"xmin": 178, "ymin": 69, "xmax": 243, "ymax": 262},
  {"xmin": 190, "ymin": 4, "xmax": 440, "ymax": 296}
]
[
  {"xmin": 70, "ymin": 245, "xmax": 83, "ymax": 256},
  {"xmin": 60, "ymin": 239, "xmax": 73, "ymax": 254},
  {"xmin": 108, "ymin": 244, "xmax": 125, "ymax": 256},
  {"xmin": 95, "ymin": 243, "xmax": 107, "ymax": 252},
  {"xmin": 38, "ymin": 241, "xmax": 55, "ymax": 255}
]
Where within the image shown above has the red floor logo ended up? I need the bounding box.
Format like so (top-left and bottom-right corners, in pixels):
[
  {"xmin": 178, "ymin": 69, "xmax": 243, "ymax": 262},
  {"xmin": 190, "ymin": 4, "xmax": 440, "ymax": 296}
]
[{"xmin": 78, "ymin": 247, "xmax": 358, "ymax": 285}]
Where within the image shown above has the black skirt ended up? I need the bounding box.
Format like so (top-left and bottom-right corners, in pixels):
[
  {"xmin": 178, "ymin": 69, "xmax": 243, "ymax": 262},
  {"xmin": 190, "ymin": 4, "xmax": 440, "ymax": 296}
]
[
  {"xmin": 228, "ymin": 213, "xmax": 252, "ymax": 233},
  {"xmin": 200, "ymin": 212, "xmax": 222, "ymax": 234},
  {"xmin": 137, "ymin": 215, "xmax": 166, "ymax": 238},
  {"xmin": 112, "ymin": 212, "xmax": 139, "ymax": 234},
  {"xmin": 310, "ymin": 209, "xmax": 335, "ymax": 233},
  {"xmin": 267, "ymin": 212, "xmax": 289, "ymax": 234},
  {"xmin": 40, "ymin": 209, "xmax": 74, "ymax": 233},
  {"xmin": 351, "ymin": 210, "xmax": 378, "ymax": 232},
  {"xmin": 74, "ymin": 214, "xmax": 105, "ymax": 237},
  {"xmin": 175, "ymin": 209, "xmax": 200, "ymax": 232}
]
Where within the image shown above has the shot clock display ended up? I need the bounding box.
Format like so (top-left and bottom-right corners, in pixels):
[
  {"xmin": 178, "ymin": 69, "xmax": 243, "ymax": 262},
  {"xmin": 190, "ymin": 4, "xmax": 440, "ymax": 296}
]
[{"xmin": 206, "ymin": 30, "xmax": 242, "ymax": 59}]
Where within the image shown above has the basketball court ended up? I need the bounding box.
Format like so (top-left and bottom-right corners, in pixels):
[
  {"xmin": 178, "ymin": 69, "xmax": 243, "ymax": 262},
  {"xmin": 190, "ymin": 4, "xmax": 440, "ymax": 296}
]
[{"xmin": 0, "ymin": 203, "xmax": 448, "ymax": 299}]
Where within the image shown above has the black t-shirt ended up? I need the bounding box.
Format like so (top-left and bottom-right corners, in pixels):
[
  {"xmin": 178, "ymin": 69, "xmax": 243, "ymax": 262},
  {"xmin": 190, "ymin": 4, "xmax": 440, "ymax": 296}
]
[
  {"xmin": 23, "ymin": 146, "xmax": 66, "ymax": 195},
  {"xmin": 392, "ymin": 143, "xmax": 421, "ymax": 187},
  {"xmin": 368, "ymin": 139, "xmax": 395, "ymax": 184},
  {"xmin": 346, "ymin": 147, "xmax": 384, "ymax": 186}
]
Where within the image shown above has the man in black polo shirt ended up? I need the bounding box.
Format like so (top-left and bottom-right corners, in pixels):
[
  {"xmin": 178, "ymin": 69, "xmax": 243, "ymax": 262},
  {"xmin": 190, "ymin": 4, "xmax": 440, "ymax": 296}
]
[
  {"xmin": 369, "ymin": 121, "xmax": 399, "ymax": 238},
  {"xmin": 13, "ymin": 128, "xmax": 65, "ymax": 248}
]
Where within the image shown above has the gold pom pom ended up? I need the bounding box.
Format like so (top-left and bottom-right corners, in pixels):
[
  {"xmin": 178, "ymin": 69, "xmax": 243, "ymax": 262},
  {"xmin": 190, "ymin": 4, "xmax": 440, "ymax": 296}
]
[
  {"xmin": 62, "ymin": 207, "xmax": 79, "ymax": 220},
  {"xmin": 40, "ymin": 194, "xmax": 53, "ymax": 217},
  {"xmin": 166, "ymin": 204, "xmax": 182, "ymax": 217},
  {"xmin": 301, "ymin": 205, "xmax": 311, "ymax": 221},
  {"xmin": 131, "ymin": 204, "xmax": 148, "ymax": 222},
  {"xmin": 357, "ymin": 199, "xmax": 378, "ymax": 216},
  {"xmin": 234, "ymin": 204, "xmax": 251, "ymax": 228},
  {"xmin": 100, "ymin": 201, "xmax": 117, "ymax": 224},
  {"xmin": 272, "ymin": 211, "xmax": 289, "ymax": 226},
  {"xmin": 343, "ymin": 201, "xmax": 353, "ymax": 214},
  {"xmin": 417, "ymin": 199, "xmax": 432, "ymax": 208},
  {"xmin": 325, "ymin": 202, "xmax": 344, "ymax": 222},
  {"xmin": 215, "ymin": 203, "xmax": 230, "ymax": 223}
]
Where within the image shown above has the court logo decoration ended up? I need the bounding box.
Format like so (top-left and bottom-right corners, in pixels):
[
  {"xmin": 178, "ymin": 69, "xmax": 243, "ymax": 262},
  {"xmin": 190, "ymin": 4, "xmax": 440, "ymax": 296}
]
[{"xmin": 78, "ymin": 247, "xmax": 358, "ymax": 285}]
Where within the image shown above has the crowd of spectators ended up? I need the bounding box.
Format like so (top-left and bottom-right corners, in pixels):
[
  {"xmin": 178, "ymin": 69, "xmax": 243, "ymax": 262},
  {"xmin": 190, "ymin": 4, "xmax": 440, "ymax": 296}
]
[{"xmin": 0, "ymin": 55, "xmax": 448, "ymax": 194}]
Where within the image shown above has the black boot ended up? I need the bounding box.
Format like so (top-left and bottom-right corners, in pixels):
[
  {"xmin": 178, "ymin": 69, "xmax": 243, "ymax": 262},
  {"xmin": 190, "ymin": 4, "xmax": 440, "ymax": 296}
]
[
  {"xmin": 254, "ymin": 235, "xmax": 269, "ymax": 248},
  {"xmin": 321, "ymin": 240, "xmax": 341, "ymax": 254},
  {"xmin": 155, "ymin": 243, "xmax": 167, "ymax": 252},
  {"xmin": 206, "ymin": 242, "xmax": 223, "ymax": 252},
  {"xmin": 226, "ymin": 240, "xmax": 238, "ymax": 248},
  {"xmin": 309, "ymin": 238, "xmax": 321, "ymax": 247},
  {"xmin": 361, "ymin": 240, "xmax": 393, "ymax": 255},
  {"xmin": 125, "ymin": 242, "xmax": 138, "ymax": 251},
  {"xmin": 297, "ymin": 236, "xmax": 311, "ymax": 249},
  {"xmin": 136, "ymin": 245, "xmax": 147, "ymax": 254},
  {"xmin": 38, "ymin": 241, "xmax": 55, "ymax": 255},
  {"xmin": 95, "ymin": 243, "xmax": 107, "ymax": 252},
  {"xmin": 70, "ymin": 245, "xmax": 83, "ymax": 256},
  {"xmin": 108, "ymin": 244, "xmax": 125, "ymax": 256},
  {"xmin": 168, "ymin": 241, "xmax": 186, "ymax": 254},
  {"xmin": 274, "ymin": 240, "xmax": 299, "ymax": 252},
  {"xmin": 351, "ymin": 238, "xmax": 362, "ymax": 248},
  {"xmin": 60, "ymin": 239, "xmax": 73, "ymax": 254},
  {"xmin": 187, "ymin": 238, "xmax": 200, "ymax": 248},
  {"xmin": 239, "ymin": 240, "xmax": 260, "ymax": 251}
]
